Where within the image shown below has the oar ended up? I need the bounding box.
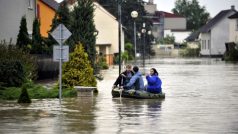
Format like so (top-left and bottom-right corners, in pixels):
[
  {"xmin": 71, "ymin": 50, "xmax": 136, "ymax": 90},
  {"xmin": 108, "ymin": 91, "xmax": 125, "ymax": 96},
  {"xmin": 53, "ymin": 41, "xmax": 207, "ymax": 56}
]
[{"xmin": 119, "ymin": 76, "xmax": 124, "ymax": 98}]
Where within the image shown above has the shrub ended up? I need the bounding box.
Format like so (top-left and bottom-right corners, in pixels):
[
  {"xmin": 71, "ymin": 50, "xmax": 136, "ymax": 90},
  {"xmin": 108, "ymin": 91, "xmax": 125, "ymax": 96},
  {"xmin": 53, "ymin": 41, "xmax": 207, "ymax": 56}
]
[
  {"xmin": 0, "ymin": 60, "xmax": 25, "ymax": 87},
  {"xmin": 0, "ymin": 44, "xmax": 38, "ymax": 83},
  {"xmin": 62, "ymin": 43, "xmax": 97, "ymax": 88},
  {"xmin": 18, "ymin": 85, "xmax": 31, "ymax": 103}
]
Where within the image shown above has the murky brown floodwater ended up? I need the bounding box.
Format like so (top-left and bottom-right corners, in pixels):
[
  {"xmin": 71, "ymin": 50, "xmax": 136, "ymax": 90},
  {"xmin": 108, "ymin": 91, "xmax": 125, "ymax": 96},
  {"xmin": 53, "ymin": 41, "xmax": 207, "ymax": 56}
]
[{"xmin": 0, "ymin": 58, "xmax": 238, "ymax": 134}]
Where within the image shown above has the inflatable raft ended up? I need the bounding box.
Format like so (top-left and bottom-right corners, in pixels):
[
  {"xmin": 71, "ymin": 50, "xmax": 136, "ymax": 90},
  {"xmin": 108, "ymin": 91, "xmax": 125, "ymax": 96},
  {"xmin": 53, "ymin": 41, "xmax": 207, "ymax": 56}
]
[{"xmin": 111, "ymin": 87, "xmax": 165, "ymax": 99}]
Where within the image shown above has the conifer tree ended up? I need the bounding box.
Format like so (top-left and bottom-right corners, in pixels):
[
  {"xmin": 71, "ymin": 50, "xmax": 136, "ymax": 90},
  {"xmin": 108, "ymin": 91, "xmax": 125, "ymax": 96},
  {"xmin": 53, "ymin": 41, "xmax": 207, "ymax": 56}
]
[
  {"xmin": 62, "ymin": 43, "xmax": 97, "ymax": 88},
  {"xmin": 31, "ymin": 18, "xmax": 42, "ymax": 54},
  {"xmin": 16, "ymin": 16, "xmax": 30, "ymax": 50},
  {"xmin": 49, "ymin": 1, "xmax": 72, "ymax": 47},
  {"xmin": 71, "ymin": 0, "xmax": 96, "ymax": 68}
]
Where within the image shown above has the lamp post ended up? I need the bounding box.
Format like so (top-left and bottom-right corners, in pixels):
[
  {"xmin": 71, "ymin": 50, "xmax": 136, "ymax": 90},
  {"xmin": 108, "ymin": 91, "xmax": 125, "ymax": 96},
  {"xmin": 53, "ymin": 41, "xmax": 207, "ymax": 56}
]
[
  {"xmin": 137, "ymin": 32, "xmax": 141, "ymax": 58},
  {"xmin": 147, "ymin": 30, "xmax": 151, "ymax": 62},
  {"xmin": 118, "ymin": 0, "xmax": 122, "ymax": 75},
  {"xmin": 131, "ymin": 10, "xmax": 138, "ymax": 64},
  {"xmin": 141, "ymin": 23, "xmax": 146, "ymax": 74}
]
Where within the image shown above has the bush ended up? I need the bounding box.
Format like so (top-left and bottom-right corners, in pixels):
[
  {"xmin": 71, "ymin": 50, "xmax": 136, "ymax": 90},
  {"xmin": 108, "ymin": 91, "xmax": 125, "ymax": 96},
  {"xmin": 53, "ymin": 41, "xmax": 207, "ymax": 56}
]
[
  {"xmin": 180, "ymin": 48, "xmax": 200, "ymax": 57},
  {"xmin": 18, "ymin": 85, "xmax": 31, "ymax": 103},
  {"xmin": 0, "ymin": 44, "xmax": 38, "ymax": 82},
  {"xmin": 62, "ymin": 44, "xmax": 97, "ymax": 88},
  {"xmin": 0, "ymin": 60, "xmax": 25, "ymax": 87}
]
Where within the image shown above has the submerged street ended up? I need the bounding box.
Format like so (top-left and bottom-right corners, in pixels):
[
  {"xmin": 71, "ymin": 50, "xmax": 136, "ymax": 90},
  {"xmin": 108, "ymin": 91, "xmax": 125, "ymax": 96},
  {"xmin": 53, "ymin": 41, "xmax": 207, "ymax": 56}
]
[{"xmin": 0, "ymin": 58, "xmax": 238, "ymax": 133}]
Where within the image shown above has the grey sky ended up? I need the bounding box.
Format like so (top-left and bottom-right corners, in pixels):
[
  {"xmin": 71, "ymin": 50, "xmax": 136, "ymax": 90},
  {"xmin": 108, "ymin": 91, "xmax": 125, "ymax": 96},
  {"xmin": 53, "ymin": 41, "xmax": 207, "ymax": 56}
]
[{"xmin": 55, "ymin": 0, "xmax": 238, "ymax": 17}]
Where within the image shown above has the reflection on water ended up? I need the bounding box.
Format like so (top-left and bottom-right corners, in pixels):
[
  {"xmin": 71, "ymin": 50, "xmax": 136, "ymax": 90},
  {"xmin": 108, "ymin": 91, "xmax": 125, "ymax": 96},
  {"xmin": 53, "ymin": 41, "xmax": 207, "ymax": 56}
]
[{"xmin": 0, "ymin": 58, "xmax": 238, "ymax": 133}]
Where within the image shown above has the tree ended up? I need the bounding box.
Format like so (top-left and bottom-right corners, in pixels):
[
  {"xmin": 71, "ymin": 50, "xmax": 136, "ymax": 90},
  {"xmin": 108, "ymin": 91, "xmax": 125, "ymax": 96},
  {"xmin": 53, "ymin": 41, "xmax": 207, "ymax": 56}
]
[
  {"xmin": 62, "ymin": 43, "xmax": 97, "ymax": 88},
  {"xmin": 172, "ymin": 0, "xmax": 210, "ymax": 31},
  {"xmin": 70, "ymin": 0, "xmax": 97, "ymax": 68},
  {"xmin": 16, "ymin": 16, "xmax": 30, "ymax": 50},
  {"xmin": 31, "ymin": 18, "xmax": 42, "ymax": 54}
]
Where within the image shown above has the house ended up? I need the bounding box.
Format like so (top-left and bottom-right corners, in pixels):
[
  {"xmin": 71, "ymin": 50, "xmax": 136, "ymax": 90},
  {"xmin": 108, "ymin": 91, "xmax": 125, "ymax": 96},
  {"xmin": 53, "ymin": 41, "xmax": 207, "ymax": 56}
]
[
  {"xmin": 153, "ymin": 11, "xmax": 187, "ymax": 41},
  {"xmin": 228, "ymin": 12, "xmax": 238, "ymax": 43},
  {"xmin": 0, "ymin": 0, "xmax": 36, "ymax": 44},
  {"xmin": 66, "ymin": 0, "xmax": 124, "ymax": 65},
  {"xmin": 199, "ymin": 6, "xmax": 236, "ymax": 56},
  {"xmin": 37, "ymin": 0, "xmax": 59, "ymax": 37}
]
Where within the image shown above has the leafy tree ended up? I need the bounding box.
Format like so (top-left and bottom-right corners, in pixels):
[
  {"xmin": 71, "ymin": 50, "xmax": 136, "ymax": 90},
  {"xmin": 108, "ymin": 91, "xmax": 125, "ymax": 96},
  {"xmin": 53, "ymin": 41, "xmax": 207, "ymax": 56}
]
[
  {"xmin": 16, "ymin": 16, "xmax": 30, "ymax": 50},
  {"xmin": 62, "ymin": 43, "xmax": 97, "ymax": 88},
  {"xmin": 124, "ymin": 42, "xmax": 134, "ymax": 60},
  {"xmin": 172, "ymin": 0, "xmax": 210, "ymax": 31},
  {"xmin": 31, "ymin": 18, "xmax": 42, "ymax": 54},
  {"xmin": 159, "ymin": 35, "xmax": 175, "ymax": 44},
  {"xmin": 71, "ymin": 0, "xmax": 97, "ymax": 68}
]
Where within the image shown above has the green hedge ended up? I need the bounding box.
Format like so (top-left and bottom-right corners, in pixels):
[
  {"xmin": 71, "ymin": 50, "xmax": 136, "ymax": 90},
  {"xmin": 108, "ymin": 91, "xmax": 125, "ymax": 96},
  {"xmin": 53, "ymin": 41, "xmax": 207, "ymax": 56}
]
[{"xmin": 0, "ymin": 83, "xmax": 77, "ymax": 100}]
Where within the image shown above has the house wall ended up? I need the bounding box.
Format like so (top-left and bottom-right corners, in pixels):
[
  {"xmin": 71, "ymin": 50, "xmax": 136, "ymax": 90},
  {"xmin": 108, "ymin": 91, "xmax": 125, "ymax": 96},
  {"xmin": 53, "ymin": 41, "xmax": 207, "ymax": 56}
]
[
  {"xmin": 0, "ymin": 0, "xmax": 36, "ymax": 44},
  {"xmin": 37, "ymin": 0, "xmax": 56, "ymax": 37},
  {"xmin": 164, "ymin": 18, "xmax": 186, "ymax": 30},
  {"xmin": 94, "ymin": 2, "xmax": 124, "ymax": 54},
  {"xmin": 229, "ymin": 19, "xmax": 238, "ymax": 42},
  {"xmin": 199, "ymin": 33, "xmax": 211, "ymax": 55},
  {"xmin": 210, "ymin": 12, "xmax": 235, "ymax": 55}
]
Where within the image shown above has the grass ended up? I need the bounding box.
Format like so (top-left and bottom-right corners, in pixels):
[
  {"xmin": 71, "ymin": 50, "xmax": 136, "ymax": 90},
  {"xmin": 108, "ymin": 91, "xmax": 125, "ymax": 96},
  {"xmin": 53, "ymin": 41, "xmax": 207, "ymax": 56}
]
[{"xmin": 0, "ymin": 82, "xmax": 77, "ymax": 100}]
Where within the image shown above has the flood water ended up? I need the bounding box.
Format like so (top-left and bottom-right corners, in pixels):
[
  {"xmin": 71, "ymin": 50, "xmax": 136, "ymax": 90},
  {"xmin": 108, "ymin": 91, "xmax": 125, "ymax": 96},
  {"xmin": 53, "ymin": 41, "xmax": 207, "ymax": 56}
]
[{"xmin": 1, "ymin": 58, "xmax": 238, "ymax": 134}]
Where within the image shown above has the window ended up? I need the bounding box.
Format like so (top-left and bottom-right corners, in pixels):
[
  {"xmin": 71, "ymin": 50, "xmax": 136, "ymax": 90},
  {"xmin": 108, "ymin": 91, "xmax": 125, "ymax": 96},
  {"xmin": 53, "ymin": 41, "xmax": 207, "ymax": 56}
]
[
  {"xmin": 208, "ymin": 40, "xmax": 210, "ymax": 50},
  {"xmin": 28, "ymin": 0, "xmax": 33, "ymax": 9}
]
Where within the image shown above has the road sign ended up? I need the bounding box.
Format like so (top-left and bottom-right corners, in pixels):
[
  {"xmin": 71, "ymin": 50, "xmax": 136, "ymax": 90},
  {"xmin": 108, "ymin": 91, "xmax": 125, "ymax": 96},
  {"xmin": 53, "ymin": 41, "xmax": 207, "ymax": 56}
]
[
  {"xmin": 50, "ymin": 24, "xmax": 72, "ymax": 44},
  {"xmin": 50, "ymin": 24, "xmax": 72, "ymax": 104},
  {"xmin": 53, "ymin": 45, "xmax": 69, "ymax": 62}
]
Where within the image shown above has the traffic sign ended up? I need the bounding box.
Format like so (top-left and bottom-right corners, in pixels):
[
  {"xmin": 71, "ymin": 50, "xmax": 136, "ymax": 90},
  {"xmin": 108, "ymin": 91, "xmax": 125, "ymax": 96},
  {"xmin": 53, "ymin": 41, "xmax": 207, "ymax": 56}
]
[
  {"xmin": 53, "ymin": 45, "xmax": 69, "ymax": 62},
  {"xmin": 50, "ymin": 24, "xmax": 71, "ymax": 44}
]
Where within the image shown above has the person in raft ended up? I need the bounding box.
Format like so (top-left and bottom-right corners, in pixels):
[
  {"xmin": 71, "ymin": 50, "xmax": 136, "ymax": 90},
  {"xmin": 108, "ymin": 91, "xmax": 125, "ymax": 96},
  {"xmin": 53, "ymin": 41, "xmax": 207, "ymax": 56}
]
[
  {"xmin": 122, "ymin": 66, "xmax": 144, "ymax": 90},
  {"xmin": 145, "ymin": 68, "xmax": 162, "ymax": 94},
  {"xmin": 112, "ymin": 64, "xmax": 134, "ymax": 89}
]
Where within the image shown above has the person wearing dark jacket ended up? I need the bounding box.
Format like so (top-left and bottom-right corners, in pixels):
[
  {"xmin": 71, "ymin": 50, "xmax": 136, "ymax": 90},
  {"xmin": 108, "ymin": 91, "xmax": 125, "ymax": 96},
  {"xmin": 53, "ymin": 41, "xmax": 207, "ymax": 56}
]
[
  {"xmin": 123, "ymin": 66, "xmax": 144, "ymax": 90},
  {"xmin": 146, "ymin": 68, "xmax": 162, "ymax": 93},
  {"xmin": 113, "ymin": 64, "xmax": 134, "ymax": 88}
]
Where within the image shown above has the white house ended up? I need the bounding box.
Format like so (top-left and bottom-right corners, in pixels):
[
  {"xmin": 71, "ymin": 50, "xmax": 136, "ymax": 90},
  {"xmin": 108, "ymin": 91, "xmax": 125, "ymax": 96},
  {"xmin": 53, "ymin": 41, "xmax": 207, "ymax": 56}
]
[
  {"xmin": 199, "ymin": 6, "xmax": 236, "ymax": 56},
  {"xmin": 0, "ymin": 0, "xmax": 36, "ymax": 44},
  {"xmin": 66, "ymin": 0, "xmax": 124, "ymax": 65},
  {"xmin": 228, "ymin": 12, "xmax": 238, "ymax": 43}
]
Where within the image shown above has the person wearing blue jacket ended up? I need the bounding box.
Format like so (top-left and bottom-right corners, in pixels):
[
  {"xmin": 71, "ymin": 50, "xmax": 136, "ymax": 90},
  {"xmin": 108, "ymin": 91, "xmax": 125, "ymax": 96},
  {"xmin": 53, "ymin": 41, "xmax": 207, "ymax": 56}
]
[
  {"xmin": 146, "ymin": 68, "xmax": 162, "ymax": 93},
  {"xmin": 123, "ymin": 66, "xmax": 144, "ymax": 90}
]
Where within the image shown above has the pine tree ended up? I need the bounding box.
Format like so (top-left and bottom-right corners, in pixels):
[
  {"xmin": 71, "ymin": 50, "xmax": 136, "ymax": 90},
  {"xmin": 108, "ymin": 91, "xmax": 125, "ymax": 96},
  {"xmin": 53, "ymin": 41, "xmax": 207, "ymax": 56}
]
[
  {"xmin": 62, "ymin": 43, "xmax": 97, "ymax": 88},
  {"xmin": 16, "ymin": 16, "xmax": 30, "ymax": 50},
  {"xmin": 48, "ymin": 1, "xmax": 72, "ymax": 48},
  {"xmin": 31, "ymin": 18, "xmax": 42, "ymax": 54},
  {"xmin": 71, "ymin": 0, "xmax": 96, "ymax": 68}
]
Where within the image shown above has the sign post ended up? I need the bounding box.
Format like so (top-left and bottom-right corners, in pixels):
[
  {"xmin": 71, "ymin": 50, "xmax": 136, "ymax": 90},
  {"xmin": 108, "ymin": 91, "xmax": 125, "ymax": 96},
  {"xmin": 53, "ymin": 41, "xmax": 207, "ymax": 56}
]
[{"xmin": 50, "ymin": 24, "xmax": 71, "ymax": 103}]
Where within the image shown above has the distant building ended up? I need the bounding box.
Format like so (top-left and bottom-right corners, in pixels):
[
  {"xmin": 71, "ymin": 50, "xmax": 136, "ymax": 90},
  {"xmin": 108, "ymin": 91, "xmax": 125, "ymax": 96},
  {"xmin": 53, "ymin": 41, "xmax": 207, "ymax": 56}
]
[
  {"xmin": 0, "ymin": 0, "xmax": 36, "ymax": 44},
  {"xmin": 37, "ymin": 0, "xmax": 59, "ymax": 37},
  {"xmin": 186, "ymin": 6, "xmax": 237, "ymax": 57},
  {"xmin": 65, "ymin": 0, "xmax": 124, "ymax": 65},
  {"xmin": 152, "ymin": 11, "xmax": 187, "ymax": 41}
]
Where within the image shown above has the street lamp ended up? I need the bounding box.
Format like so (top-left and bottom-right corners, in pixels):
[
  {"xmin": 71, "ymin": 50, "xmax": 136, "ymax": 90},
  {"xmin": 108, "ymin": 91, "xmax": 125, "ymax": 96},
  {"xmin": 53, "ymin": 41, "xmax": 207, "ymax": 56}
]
[
  {"xmin": 131, "ymin": 10, "xmax": 138, "ymax": 64},
  {"xmin": 141, "ymin": 23, "xmax": 146, "ymax": 74}
]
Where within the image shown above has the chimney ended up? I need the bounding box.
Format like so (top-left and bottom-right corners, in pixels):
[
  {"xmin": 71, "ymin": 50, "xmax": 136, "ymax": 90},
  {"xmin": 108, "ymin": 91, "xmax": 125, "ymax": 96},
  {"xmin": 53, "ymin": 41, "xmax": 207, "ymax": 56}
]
[{"xmin": 231, "ymin": 5, "xmax": 235, "ymax": 10}]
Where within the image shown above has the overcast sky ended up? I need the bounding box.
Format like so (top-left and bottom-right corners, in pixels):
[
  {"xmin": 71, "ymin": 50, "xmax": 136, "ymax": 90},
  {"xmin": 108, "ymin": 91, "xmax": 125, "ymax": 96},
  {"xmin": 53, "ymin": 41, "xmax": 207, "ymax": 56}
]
[{"xmin": 55, "ymin": 0, "xmax": 238, "ymax": 17}]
